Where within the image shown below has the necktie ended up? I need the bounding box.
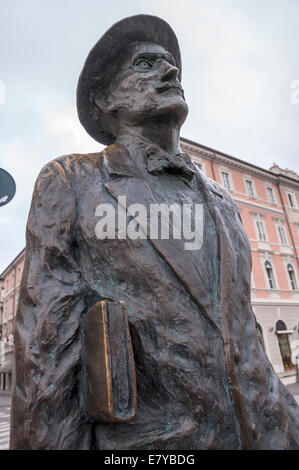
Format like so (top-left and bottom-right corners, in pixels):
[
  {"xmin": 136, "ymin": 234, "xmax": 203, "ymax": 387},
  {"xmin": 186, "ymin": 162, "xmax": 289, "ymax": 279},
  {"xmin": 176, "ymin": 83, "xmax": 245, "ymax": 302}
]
[{"xmin": 146, "ymin": 145, "xmax": 196, "ymax": 181}]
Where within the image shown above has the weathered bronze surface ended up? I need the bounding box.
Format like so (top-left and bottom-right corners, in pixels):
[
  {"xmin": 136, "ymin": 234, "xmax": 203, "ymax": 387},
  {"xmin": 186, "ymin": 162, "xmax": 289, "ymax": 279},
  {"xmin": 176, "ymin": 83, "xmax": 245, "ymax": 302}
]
[{"xmin": 10, "ymin": 14, "xmax": 299, "ymax": 449}]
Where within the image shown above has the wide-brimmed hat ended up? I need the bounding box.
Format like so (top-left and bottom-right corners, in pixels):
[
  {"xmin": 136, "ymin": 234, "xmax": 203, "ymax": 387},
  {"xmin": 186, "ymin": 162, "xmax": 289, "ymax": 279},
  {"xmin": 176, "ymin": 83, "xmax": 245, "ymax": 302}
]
[{"xmin": 76, "ymin": 14, "xmax": 182, "ymax": 145}]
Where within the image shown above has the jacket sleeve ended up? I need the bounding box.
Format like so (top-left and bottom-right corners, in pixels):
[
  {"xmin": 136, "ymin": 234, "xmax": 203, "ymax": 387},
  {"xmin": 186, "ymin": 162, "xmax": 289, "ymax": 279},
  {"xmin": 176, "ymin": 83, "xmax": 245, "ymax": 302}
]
[{"xmin": 10, "ymin": 159, "xmax": 91, "ymax": 449}]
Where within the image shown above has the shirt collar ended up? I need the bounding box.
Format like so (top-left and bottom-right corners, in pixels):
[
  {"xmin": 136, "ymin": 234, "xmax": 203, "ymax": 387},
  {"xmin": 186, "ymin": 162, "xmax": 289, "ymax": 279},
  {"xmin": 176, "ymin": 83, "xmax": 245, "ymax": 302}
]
[
  {"xmin": 102, "ymin": 136, "xmax": 223, "ymax": 199},
  {"xmin": 103, "ymin": 142, "xmax": 142, "ymax": 178},
  {"xmin": 103, "ymin": 134, "xmax": 188, "ymax": 178}
]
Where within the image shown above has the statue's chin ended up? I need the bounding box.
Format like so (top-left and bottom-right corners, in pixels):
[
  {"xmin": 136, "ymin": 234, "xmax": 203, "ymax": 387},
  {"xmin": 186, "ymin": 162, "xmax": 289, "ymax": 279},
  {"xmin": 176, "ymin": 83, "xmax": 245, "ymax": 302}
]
[
  {"xmin": 109, "ymin": 97, "xmax": 188, "ymax": 133},
  {"xmin": 155, "ymin": 98, "xmax": 189, "ymax": 126},
  {"xmin": 128, "ymin": 98, "xmax": 188, "ymax": 127}
]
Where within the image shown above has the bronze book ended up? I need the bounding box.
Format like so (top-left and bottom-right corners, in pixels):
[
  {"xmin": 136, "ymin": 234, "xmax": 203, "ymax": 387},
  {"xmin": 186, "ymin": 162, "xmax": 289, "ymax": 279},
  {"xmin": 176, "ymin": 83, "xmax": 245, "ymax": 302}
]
[{"xmin": 83, "ymin": 300, "xmax": 137, "ymax": 423}]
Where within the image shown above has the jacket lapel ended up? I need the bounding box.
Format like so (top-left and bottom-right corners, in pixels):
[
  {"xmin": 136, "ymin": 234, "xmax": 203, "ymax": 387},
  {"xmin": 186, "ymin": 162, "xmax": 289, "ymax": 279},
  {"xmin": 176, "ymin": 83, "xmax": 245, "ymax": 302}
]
[{"xmin": 103, "ymin": 144, "xmax": 141, "ymax": 178}]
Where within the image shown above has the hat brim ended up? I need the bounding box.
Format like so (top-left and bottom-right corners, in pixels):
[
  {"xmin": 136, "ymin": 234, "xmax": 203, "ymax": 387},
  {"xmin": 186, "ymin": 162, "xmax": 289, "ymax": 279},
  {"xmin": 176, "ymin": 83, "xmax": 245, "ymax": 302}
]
[{"xmin": 76, "ymin": 14, "xmax": 182, "ymax": 145}]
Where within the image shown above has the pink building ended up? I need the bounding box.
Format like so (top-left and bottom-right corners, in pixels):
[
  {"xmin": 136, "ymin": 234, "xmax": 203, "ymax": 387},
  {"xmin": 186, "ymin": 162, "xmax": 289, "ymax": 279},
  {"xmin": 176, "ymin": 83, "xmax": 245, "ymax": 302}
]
[
  {"xmin": 181, "ymin": 137, "xmax": 299, "ymax": 384},
  {"xmin": 1, "ymin": 138, "xmax": 299, "ymax": 386}
]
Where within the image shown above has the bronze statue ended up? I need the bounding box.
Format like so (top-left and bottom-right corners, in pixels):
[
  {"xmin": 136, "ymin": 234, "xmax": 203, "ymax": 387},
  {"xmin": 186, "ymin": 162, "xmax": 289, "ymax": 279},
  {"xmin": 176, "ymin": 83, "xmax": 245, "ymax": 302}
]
[{"xmin": 10, "ymin": 14, "xmax": 299, "ymax": 449}]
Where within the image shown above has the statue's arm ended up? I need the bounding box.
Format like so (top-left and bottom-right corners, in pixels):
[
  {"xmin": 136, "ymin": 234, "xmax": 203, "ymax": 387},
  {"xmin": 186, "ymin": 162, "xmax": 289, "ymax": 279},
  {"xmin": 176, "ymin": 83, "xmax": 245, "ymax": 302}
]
[{"xmin": 10, "ymin": 160, "xmax": 88, "ymax": 449}]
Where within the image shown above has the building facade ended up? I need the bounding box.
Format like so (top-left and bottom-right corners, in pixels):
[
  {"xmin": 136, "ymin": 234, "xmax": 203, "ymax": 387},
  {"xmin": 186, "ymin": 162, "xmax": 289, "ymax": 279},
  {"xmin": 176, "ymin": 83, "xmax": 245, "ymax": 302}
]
[
  {"xmin": 181, "ymin": 137, "xmax": 299, "ymax": 384},
  {"xmin": 0, "ymin": 278, "xmax": 4, "ymax": 364},
  {"xmin": 0, "ymin": 248, "xmax": 25, "ymax": 390},
  {"xmin": 1, "ymin": 138, "xmax": 299, "ymax": 386}
]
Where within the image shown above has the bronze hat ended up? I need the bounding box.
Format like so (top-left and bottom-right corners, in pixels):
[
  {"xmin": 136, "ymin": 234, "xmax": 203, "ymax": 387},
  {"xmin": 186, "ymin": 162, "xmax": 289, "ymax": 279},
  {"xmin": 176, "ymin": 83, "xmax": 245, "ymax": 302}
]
[{"xmin": 76, "ymin": 14, "xmax": 182, "ymax": 146}]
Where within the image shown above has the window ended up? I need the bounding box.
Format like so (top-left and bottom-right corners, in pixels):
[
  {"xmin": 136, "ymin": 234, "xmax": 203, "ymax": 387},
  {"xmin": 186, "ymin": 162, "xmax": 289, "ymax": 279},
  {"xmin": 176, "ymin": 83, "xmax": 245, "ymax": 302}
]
[
  {"xmin": 9, "ymin": 296, "xmax": 14, "ymax": 318},
  {"xmin": 267, "ymin": 187, "xmax": 275, "ymax": 204},
  {"xmin": 256, "ymin": 220, "xmax": 267, "ymax": 241},
  {"xmin": 287, "ymin": 264, "xmax": 297, "ymax": 290},
  {"xmin": 245, "ymin": 179, "xmax": 254, "ymax": 197},
  {"xmin": 276, "ymin": 320, "xmax": 287, "ymax": 332},
  {"xmin": 221, "ymin": 171, "xmax": 231, "ymax": 190},
  {"xmin": 275, "ymin": 320, "xmax": 295, "ymax": 371},
  {"xmin": 15, "ymin": 291, "xmax": 19, "ymax": 308},
  {"xmin": 287, "ymin": 192, "xmax": 297, "ymax": 208},
  {"xmin": 265, "ymin": 261, "xmax": 276, "ymax": 289},
  {"xmin": 277, "ymin": 225, "xmax": 288, "ymax": 246}
]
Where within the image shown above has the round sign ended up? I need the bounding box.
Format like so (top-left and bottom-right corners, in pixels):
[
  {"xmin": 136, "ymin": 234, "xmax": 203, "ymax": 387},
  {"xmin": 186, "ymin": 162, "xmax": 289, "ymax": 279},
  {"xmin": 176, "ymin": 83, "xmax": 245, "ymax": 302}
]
[{"xmin": 0, "ymin": 168, "xmax": 16, "ymax": 207}]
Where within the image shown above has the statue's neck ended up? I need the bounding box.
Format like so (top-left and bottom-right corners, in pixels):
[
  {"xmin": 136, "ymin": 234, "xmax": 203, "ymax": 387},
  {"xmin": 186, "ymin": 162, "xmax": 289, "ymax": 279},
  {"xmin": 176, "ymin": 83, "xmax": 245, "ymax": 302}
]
[{"xmin": 116, "ymin": 123, "xmax": 181, "ymax": 157}]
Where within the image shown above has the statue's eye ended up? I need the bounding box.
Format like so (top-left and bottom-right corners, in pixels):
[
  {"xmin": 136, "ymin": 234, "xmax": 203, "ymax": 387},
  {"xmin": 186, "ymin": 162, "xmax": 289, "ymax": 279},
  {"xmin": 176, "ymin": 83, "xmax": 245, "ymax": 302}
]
[{"xmin": 135, "ymin": 59, "xmax": 152, "ymax": 70}]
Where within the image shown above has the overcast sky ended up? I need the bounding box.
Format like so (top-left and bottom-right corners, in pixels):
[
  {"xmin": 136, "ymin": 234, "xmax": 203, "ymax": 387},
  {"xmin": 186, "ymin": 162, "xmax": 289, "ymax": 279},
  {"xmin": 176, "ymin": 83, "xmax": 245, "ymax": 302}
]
[{"xmin": 0, "ymin": 0, "xmax": 299, "ymax": 273}]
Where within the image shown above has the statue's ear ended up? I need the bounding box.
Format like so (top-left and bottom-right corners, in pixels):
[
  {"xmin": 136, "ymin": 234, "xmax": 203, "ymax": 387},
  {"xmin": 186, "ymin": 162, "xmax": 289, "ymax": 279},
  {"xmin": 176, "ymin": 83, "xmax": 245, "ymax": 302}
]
[
  {"xmin": 94, "ymin": 90, "xmax": 107, "ymax": 112},
  {"xmin": 94, "ymin": 90, "xmax": 110, "ymax": 113}
]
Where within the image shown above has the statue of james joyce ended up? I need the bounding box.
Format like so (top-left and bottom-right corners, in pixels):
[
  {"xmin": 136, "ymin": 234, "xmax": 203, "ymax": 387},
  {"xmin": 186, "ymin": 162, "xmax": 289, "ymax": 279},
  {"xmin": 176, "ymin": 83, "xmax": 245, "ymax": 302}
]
[{"xmin": 10, "ymin": 14, "xmax": 299, "ymax": 450}]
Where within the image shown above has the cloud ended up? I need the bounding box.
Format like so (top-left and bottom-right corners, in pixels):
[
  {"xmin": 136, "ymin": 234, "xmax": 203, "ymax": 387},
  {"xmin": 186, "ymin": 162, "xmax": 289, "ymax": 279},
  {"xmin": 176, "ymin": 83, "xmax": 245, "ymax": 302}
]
[
  {"xmin": 154, "ymin": 0, "xmax": 299, "ymax": 172},
  {"xmin": 0, "ymin": 103, "xmax": 103, "ymax": 272},
  {"xmin": 0, "ymin": 0, "xmax": 299, "ymax": 271},
  {"xmin": 44, "ymin": 105, "xmax": 103, "ymax": 155}
]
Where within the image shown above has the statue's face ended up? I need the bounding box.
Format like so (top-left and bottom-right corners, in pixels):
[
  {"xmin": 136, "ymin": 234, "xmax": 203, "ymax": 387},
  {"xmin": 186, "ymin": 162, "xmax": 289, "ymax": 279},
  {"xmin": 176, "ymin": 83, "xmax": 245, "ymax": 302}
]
[{"xmin": 96, "ymin": 41, "xmax": 188, "ymax": 129}]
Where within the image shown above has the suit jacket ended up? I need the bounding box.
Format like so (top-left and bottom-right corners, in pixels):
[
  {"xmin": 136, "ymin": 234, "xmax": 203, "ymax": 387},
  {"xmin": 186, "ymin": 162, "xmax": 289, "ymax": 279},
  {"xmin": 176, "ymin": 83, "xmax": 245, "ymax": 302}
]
[{"xmin": 10, "ymin": 139, "xmax": 299, "ymax": 449}]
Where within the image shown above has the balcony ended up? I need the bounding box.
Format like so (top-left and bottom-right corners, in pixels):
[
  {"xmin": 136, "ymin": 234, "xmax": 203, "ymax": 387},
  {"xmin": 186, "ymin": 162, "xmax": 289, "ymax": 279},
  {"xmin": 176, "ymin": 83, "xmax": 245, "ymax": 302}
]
[
  {"xmin": 257, "ymin": 240, "xmax": 271, "ymax": 252},
  {"xmin": 279, "ymin": 244, "xmax": 293, "ymax": 255}
]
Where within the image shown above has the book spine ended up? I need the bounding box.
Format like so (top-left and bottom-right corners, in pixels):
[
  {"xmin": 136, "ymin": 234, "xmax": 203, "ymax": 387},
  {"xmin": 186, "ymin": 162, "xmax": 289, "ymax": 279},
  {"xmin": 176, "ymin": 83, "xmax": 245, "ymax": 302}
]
[{"xmin": 83, "ymin": 300, "xmax": 137, "ymax": 423}]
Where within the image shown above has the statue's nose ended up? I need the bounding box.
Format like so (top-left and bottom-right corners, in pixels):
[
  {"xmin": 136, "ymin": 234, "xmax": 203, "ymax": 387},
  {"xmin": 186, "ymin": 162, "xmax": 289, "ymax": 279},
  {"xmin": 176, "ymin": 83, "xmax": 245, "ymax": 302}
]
[{"xmin": 161, "ymin": 65, "xmax": 179, "ymax": 82}]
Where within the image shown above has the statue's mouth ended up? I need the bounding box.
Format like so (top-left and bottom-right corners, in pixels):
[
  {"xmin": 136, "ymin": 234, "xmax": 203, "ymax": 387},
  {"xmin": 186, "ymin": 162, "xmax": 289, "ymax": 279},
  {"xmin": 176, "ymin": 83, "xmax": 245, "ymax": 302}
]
[{"xmin": 156, "ymin": 83, "xmax": 184, "ymax": 96}]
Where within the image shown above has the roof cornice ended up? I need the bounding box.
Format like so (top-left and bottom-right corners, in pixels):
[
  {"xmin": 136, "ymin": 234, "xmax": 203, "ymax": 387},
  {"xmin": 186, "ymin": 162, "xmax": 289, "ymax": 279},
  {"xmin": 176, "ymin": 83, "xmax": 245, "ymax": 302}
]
[
  {"xmin": 0, "ymin": 248, "xmax": 25, "ymax": 279},
  {"xmin": 180, "ymin": 136, "xmax": 299, "ymax": 188}
]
